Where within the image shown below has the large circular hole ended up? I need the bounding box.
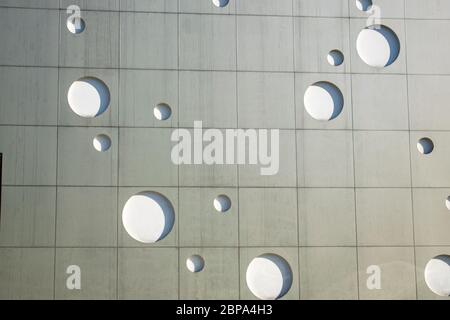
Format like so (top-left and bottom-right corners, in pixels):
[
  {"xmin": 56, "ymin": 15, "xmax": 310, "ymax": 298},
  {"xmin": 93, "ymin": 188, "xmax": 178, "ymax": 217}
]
[
  {"xmin": 68, "ymin": 77, "xmax": 110, "ymax": 118},
  {"xmin": 327, "ymin": 50, "xmax": 344, "ymax": 66},
  {"xmin": 213, "ymin": 195, "xmax": 231, "ymax": 213},
  {"xmin": 356, "ymin": 0, "xmax": 373, "ymax": 11},
  {"xmin": 417, "ymin": 138, "xmax": 434, "ymax": 155},
  {"xmin": 357, "ymin": 25, "xmax": 400, "ymax": 68},
  {"xmin": 93, "ymin": 134, "xmax": 111, "ymax": 152},
  {"xmin": 246, "ymin": 254, "xmax": 293, "ymax": 300},
  {"xmin": 122, "ymin": 191, "xmax": 175, "ymax": 243},
  {"xmin": 186, "ymin": 255, "xmax": 205, "ymax": 273},
  {"xmin": 67, "ymin": 17, "xmax": 85, "ymax": 34},
  {"xmin": 424, "ymin": 255, "xmax": 450, "ymax": 297},
  {"xmin": 154, "ymin": 103, "xmax": 172, "ymax": 121},
  {"xmin": 212, "ymin": 0, "xmax": 229, "ymax": 8},
  {"xmin": 304, "ymin": 81, "xmax": 344, "ymax": 121}
]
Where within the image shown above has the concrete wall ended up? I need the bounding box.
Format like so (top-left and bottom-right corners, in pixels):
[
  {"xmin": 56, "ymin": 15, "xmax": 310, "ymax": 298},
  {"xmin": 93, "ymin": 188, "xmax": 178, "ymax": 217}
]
[{"xmin": 0, "ymin": 0, "xmax": 449, "ymax": 300}]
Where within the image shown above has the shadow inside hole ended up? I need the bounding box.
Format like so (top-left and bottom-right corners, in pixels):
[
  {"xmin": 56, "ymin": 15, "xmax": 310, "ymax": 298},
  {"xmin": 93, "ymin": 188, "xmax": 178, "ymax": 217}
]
[
  {"xmin": 213, "ymin": 0, "xmax": 229, "ymax": 8},
  {"xmin": 214, "ymin": 195, "xmax": 231, "ymax": 212},
  {"xmin": 83, "ymin": 77, "xmax": 110, "ymax": 117},
  {"xmin": 122, "ymin": 191, "xmax": 175, "ymax": 243},
  {"xmin": 258, "ymin": 254, "xmax": 293, "ymax": 299},
  {"xmin": 187, "ymin": 255, "xmax": 205, "ymax": 273},
  {"xmin": 368, "ymin": 25, "xmax": 401, "ymax": 67},
  {"xmin": 356, "ymin": 0, "xmax": 373, "ymax": 11},
  {"xmin": 314, "ymin": 81, "xmax": 344, "ymax": 120},
  {"xmin": 67, "ymin": 17, "xmax": 85, "ymax": 34},
  {"xmin": 154, "ymin": 103, "xmax": 172, "ymax": 121},
  {"xmin": 417, "ymin": 137, "xmax": 434, "ymax": 155},
  {"xmin": 425, "ymin": 255, "xmax": 450, "ymax": 297},
  {"xmin": 328, "ymin": 50, "xmax": 344, "ymax": 66},
  {"xmin": 93, "ymin": 134, "xmax": 111, "ymax": 152}
]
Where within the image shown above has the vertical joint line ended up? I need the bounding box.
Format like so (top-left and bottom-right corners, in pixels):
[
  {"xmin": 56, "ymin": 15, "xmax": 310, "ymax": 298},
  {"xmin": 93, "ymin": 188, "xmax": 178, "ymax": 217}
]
[
  {"xmin": 403, "ymin": 0, "xmax": 419, "ymax": 300},
  {"xmin": 347, "ymin": 1, "xmax": 361, "ymax": 300}
]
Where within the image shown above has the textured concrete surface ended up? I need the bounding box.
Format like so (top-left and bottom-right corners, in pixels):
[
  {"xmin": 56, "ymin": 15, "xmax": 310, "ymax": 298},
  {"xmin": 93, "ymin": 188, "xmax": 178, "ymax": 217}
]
[{"xmin": 0, "ymin": 0, "xmax": 450, "ymax": 300}]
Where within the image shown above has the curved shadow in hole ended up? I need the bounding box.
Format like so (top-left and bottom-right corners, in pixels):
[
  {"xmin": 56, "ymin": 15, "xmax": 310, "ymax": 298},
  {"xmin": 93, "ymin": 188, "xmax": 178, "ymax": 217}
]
[
  {"xmin": 69, "ymin": 77, "xmax": 111, "ymax": 118},
  {"xmin": 187, "ymin": 255, "xmax": 205, "ymax": 273},
  {"xmin": 258, "ymin": 254, "xmax": 293, "ymax": 299},
  {"xmin": 122, "ymin": 191, "xmax": 175, "ymax": 243},
  {"xmin": 154, "ymin": 103, "xmax": 172, "ymax": 121},
  {"xmin": 425, "ymin": 255, "xmax": 450, "ymax": 297},
  {"xmin": 368, "ymin": 25, "xmax": 401, "ymax": 67},
  {"xmin": 417, "ymin": 137, "xmax": 434, "ymax": 155},
  {"xmin": 328, "ymin": 50, "xmax": 344, "ymax": 66},
  {"xmin": 93, "ymin": 134, "xmax": 111, "ymax": 152},
  {"xmin": 67, "ymin": 17, "xmax": 85, "ymax": 34},
  {"xmin": 214, "ymin": 194, "xmax": 231, "ymax": 212},
  {"xmin": 313, "ymin": 81, "xmax": 344, "ymax": 121},
  {"xmin": 356, "ymin": 0, "xmax": 373, "ymax": 11},
  {"xmin": 81, "ymin": 77, "xmax": 111, "ymax": 117},
  {"xmin": 213, "ymin": 0, "xmax": 229, "ymax": 8},
  {"xmin": 139, "ymin": 191, "xmax": 175, "ymax": 241}
]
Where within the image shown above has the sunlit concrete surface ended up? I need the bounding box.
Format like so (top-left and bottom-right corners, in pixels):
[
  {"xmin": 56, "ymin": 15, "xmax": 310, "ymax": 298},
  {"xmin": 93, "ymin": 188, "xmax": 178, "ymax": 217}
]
[{"xmin": 0, "ymin": 0, "xmax": 450, "ymax": 300}]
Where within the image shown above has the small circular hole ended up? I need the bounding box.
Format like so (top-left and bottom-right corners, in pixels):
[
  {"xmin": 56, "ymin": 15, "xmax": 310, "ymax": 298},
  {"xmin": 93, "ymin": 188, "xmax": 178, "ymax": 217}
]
[
  {"xmin": 327, "ymin": 50, "xmax": 344, "ymax": 66},
  {"xmin": 67, "ymin": 17, "xmax": 85, "ymax": 34},
  {"xmin": 356, "ymin": 0, "xmax": 373, "ymax": 12},
  {"xmin": 445, "ymin": 196, "xmax": 450, "ymax": 211},
  {"xmin": 417, "ymin": 138, "xmax": 434, "ymax": 155},
  {"xmin": 93, "ymin": 134, "xmax": 111, "ymax": 152},
  {"xmin": 154, "ymin": 103, "xmax": 172, "ymax": 121},
  {"xmin": 212, "ymin": 0, "xmax": 229, "ymax": 8},
  {"xmin": 213, "ymin": 195, "xmax": 231, "ymax": 213},
  {"xmin": 186, "ymin": 255, "xmax": 205, "ymax": 273}
]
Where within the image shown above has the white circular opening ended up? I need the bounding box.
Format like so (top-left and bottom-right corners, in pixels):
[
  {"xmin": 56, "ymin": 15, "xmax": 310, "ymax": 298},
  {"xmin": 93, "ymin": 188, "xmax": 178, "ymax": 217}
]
[
  {"xmin": 445, "ymin": 197, "xmax": 450, "ymax": 211},
  {"xmin": 424, "ymin": 255, "xmax": 450, "ymax": 297},
  {"xmin": 186, "ymin": 255, "xmax": 205, "ymax": 273},
  {"xmin": 246, "ymin": 254, "xmax": 293, "ymax": 300},
  {"xmin": 356, "ymin": 0, "xmax": 373, "ymax": 11},
  {"xmin": 327, "ymin": 50, "xmax": 344, "ymax": 66},
  {"xmin": 154, "ymin": 103, "xmax": 172, "ymax": 121},
  {"xmin": 417, "ymin": 138, "xmax": 434, "ymax": 155},
  {"xmin": 67, "ymin": 17, "xmax": 85, "ymax": 34},
  {"xmin": 122, "ymin": 191, "xmax": 175, "ymax": 244},
  {"xmin": 67, "ymin": 77, "xmax": 110, "ymax": 118},
  {"xmin": 304, "ymin": 81, "xmax": 344, "ymax": 121},
  {"xmin": 92, "ymin": 134, "xmax": 111, "ymax": 152},
  {"xmin": 356, "ymin": 25, "xmax": 400, "ymax": 68},
  {"xmin": 213, "ymin": 195, "xmax": 231, "ymax": 213},
  {"xmin": 212, "ymin": 0, "xmax": 229, "ymax": 8}
]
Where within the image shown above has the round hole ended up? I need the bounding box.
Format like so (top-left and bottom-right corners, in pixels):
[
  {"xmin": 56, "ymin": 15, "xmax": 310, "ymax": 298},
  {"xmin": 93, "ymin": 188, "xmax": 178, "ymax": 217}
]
[
  {"xmin": 424, "ymin": 255, "xmax": 450, "ymax": 297},
  {"xmin": 186, "ymin": 255, "xmax": 205, "ymax": 273},
  {"xmin": 327, "ymin": 50, "xmax": 344, "ymax": 66},
  {"xmin": 356, "ymin": 0, "xmax": 373, "ymax": 11},
  {"xmin": 68, "ymin": 77, "xmax": 110, "ymax": 118},
  {"xmin": 212, "ymin": 0, "xmax": 229, "ymax": 8},
  {"xmin": 93, "ymin": 134, "xmax": 111, "ymax": 152},
  {"xmin": 67, "ymin": 17, "xmax": 85, "ymax": 34},
  {"xmin": 213, "ymin": 195, "xmax": 231, "ymax": 213},
  {"xmin": 417, "ymin": 138, "xmax": 434, "ymax": 155},
  {"xmin": 445, "ymin": 197, "xmax": 450, "ymax": 211},
  {"xmin": 304, "ymin": 81, "xmax": 344, "ymax": 121},
  {"xmin": 154, "ymin": 103, "xmax": 172, "ymax": 121},
  {"xmin": 357, "ymin": 25, "xmax": 400, "ymax": 68},
  {"xmin": 246, "ymin": 254, "xmax": 293, "ymax": 300},
  {"xmin": 122, "ymin": 191, "xmax": 175, "ymax": 244}
]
